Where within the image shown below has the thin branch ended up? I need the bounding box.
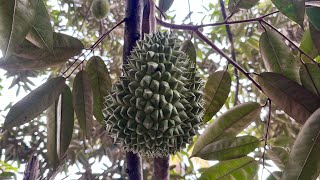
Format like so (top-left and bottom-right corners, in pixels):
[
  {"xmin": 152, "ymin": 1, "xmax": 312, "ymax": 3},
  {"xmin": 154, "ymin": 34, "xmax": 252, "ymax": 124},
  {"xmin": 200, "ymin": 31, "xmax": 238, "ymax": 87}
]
[{"xmin": 261, "ymin": 99, "xmax": 272, "ymax": 169}]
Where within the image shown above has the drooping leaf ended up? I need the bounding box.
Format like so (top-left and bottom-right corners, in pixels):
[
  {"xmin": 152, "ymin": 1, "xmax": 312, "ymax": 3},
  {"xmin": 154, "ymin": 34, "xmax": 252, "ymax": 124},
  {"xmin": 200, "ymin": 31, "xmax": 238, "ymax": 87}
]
[
  {"xmin": 307, "ymin": 7, "xmax": 320, "ymax": 31},
  {"xmin": 86, "ymin": 56, "xmax": 112, "ymax": 123},
  {"xmin": 192, "ymin": 102, "xmax": 261, "ymax": 156},
  {"xmin": 158, "ymin": 0, "xmax": 174, "ymax": 12},
  {"xmin": 282, "ymin": 107, "xmax": 320, "ymax": 180},
  {"xmin": 180, "ymin": 40, "xmax": 197, "ymax": 64},
  {"xmin": 299, "ymin": 63, "xmax": 320, "ymax": 96},
  {"xmin": 3, "ymin": 77, "xmax": 66, "ymax": 130},
  {"xmin": 259, "ymin": 30, "xmax": 300, "ymax": 82},
  {"xmin": 228, "ymin": 0, "xmax": 259, "ymax": 12},
  {"xmin": 257, "ymin": 72, "xmax": 320, "ymax": 124},
  {"xmin": 310, "ymin": 22, "xmax": 320, "ymax": 53},
  {"xmin": 203, "ymin": 70, "xmax": 231, "ymax": 122},
  {"xmin": 57, "ymin": 85, "xmax": 74, "ymax": 159},
  {"xmin": 199, "ymin": 156, "xmax": 259, "ymax": 180},
  {"xmin": 26, "ymin": 0, "xmax": 54, "ymax": 53},
  {"xmin": 266, "ymin": 147, "xmax": 289, "ymax": 170},
  {"xmin": 13, "ymin": 33, "xmax": 84, "ymax": 61},
  {"xmin": 271, "ymin": 0, "xmax": 305, "ymax": 27},
  {"xmin": 46, "ymin": 103, "xmax": 59, "ymax": 169},
  {"xmin": 73, "ymin": 70, "xmax": 93, "ymax": 138},
  {"xmin": 299, "ymin": 29, "xmax": 318, "ymax": 62},
  {"xmin": 193, "ymin": 135, "xmax": 261, "ymax": 161},
  {"xmin": 0, "ymin": 0, "xmax": 38, "ymax": 58}
]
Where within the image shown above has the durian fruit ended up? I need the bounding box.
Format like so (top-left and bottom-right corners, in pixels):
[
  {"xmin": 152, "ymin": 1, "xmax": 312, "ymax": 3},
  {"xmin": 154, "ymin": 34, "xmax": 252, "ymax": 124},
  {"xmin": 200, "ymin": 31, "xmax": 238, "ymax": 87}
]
[
  {"xmin": 103, "ymin": 31, "xmax": 203, "ymax": 157},
  {"xmin": 91, "ymin": 0, "xmax": 109, "ymax": 21}
]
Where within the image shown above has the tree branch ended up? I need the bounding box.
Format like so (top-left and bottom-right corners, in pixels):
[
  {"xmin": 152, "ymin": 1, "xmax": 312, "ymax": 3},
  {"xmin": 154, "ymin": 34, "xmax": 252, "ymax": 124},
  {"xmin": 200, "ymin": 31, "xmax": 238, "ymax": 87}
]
[{"xmin": 154, "ymin": 156, "xmax": 170, "ymax": 180}]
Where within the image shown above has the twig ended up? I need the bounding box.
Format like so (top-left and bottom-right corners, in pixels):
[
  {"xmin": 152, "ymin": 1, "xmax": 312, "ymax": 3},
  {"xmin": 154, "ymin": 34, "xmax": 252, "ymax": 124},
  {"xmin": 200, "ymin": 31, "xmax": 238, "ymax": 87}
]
[{"xmin": 261, "ymin": 99, "xmax": 272, "ymax": 169}]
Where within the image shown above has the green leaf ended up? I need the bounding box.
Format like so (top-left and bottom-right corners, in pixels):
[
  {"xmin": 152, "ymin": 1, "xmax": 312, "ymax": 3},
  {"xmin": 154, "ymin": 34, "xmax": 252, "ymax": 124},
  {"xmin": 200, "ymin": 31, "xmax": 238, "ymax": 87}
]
[
  {"xmin": 310, "ymin": 22, "xmax": 320, "ymax": 53},
  {"xmin": 271, "ymin": 0, "xmax": 305, "ymax": 27},
  {"xmin": 86, "ymin": 56, "xmax": 112, "ymax": 123},
  {"xmin": 158, "ymin": 0, "xmax": 174, "ymax": 12},
  {"xmin": 299, "ymin": 29, "xmax": 318, "ymax": 63},
  {"xmin": 299, "ymin": 63, "xmax": 320, "ymax": 96},
  {"xmin": 192, "ymin": 102, "xmax": 261, "ymax": 156},
  {"xmin": 203, "ymin": 70, "xmax": 231, "ymax": 122},
  {"xmin": 47, "ymin": 103, "xmax": 59, "ymax": 169},
  {"xmin": 13, "ymin": 33, "xmax": 84, "ymax": 61},
  {"xmin": 193, "ymin": 135, "xmax": 261, "ymax": 161},
  {"xmin": 199, "ymin": 156, "xmax": 259, "ymax": 180},
  {"xmin": 259, "ymin": 30, "xmax": 300, "ymax": 82},
  {"xmin": 228, "ymin": 0, "xmax": 259, "ymax": 12},
  {"xmin": 57, "ymin": 85, "xmax": 74, "ymax": 159},
  {"xmin": 307, "ymin": 7, "xmax": 320, "ymax": 31},
  {"xmin": 266, "ymin": 171, "xmax": 282, "ymax": 180},
  {"xmin": 3, "ymin": 77, "xmax": 66, "ymax": 130},
  {"xmin": 282, "ymin": 107, "xmax": 320, "ymax": 180},
  {"xmin": 0, "ymin": 0, "xmax": 38, "ymax": 58},
  {"xmin": 266, "ymin": 147, "xmax": 289, "ymax": 170},
  {"xmin": 26, "ymin": 0, "xmax": 54, "ymax": 53},
  {"xmin": 257, "ymin": 72, "xmax": 320, "ymax": 124},
  {"xmin": 73, "ymin": 70, "xmax": 93, "ymax": 139},
  {"xmin": 180, "ymin": 40, "xmax": 197, "ymax": 64}
]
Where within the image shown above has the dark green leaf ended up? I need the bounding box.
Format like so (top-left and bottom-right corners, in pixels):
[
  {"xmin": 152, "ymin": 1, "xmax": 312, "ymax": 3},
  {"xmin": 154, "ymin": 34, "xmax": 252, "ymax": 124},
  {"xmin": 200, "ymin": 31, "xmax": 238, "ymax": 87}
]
[
  {"xmin": 180, "ymin": 40, "xmax": 197, "ymax": 64},
  {"xmin": 257, "ymin": 72, "xmax": 320, "ymax": 124},
  {"xmin": 3, "ymin": 77, "xmax": 66, "ymax": 130},
  {"xmin": 47, "ymin": 103, "xmax": 59, "ymax": 169},
  {"xmin": 73, "ymin": 70, "xmax": 93, "ymax": 138},
  {"xmin": 26, "ymin": 0, "xmax": 54, "ymax": 53},
  {"xmin": 307, "ymin": 7, "xmax": 320, "ymax": 31},
  {"xmin": 271, "ymin": 0, "xmax": 305, "ymax": 27},
  {"xmin": 192, "ymin": 102, "xmax": 261, "ymax": 156},
  {"xmin": 86, "ymin": 56, "xmax": 112, "ymax": 123},
  {"xmin": 299, "ymin": 63, "xmax": 320, "ymax": 96},
  {"xmin": 266, "ymin": 147, "xmax": 289, "ymax": 170},
  {"xmin": 310, "ymin": 22, "xmax": 320, "ymax": 53},
  {"xmin": 259, "ymin": 30, "xmax": 300, "ymax": 82},
  {"xmin": 199, "ymin": 156, "xmax": 259, "ymax": 180},
  {"xmin": 194, "ymin": 135, "xmax": 261, "ymax": 161},
  {"xmin": 0, "ymin": 0, "xmax": 38, "ymax": 58},
  {"xmin": 158, "ymin": 0, "xmax": 174, "ymax": 12},
  {"xmin": 57, "ymin": 85, "xmax": 74, "ymax": 159},
  {"xmin": 283, "ymin": 107, "xmax": 320, "ymax": 180},
  {"xmin": 203, "ymin": 70, "xmax": 231, "ymax": 122},
  {"xmin": 228, "ymin": 0, "xmax": 259, "ymax": 12}
]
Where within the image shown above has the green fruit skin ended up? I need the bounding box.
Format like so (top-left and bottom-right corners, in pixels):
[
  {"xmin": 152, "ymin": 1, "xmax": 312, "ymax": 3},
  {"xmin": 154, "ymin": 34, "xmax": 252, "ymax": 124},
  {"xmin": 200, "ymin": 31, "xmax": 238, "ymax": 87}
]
[{"xmin": 92, "ymin": 0, "xmax": 109, "ymax": 20}]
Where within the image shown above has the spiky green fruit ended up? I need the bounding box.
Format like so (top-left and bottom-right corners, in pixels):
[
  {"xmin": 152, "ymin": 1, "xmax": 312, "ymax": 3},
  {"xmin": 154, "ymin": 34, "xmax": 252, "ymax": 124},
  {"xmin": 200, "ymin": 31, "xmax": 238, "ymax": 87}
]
[
  {"xmin": 103, "ymin": 31, "xmax": 203, "ymax": 157},
  {"xmin": 91, "ymin": 0, "xmax": 109, "ymax": 21}
]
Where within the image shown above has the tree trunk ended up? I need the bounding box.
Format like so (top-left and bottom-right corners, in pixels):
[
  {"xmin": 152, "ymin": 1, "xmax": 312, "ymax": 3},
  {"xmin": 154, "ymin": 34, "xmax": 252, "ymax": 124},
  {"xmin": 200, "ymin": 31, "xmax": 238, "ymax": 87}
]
[
  {"xmin": 123, "ymin": 0, "xmax": 144, "ymax": 180},
  {"xmin": 154, "ymin": 156, "xmax": 170, "ymax": 180}
]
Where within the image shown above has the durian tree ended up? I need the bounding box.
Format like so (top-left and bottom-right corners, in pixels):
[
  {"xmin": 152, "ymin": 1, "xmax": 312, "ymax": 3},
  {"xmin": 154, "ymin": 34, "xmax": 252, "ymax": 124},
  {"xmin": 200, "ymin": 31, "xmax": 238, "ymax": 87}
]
[{"xmin": 1, "ymin": 0, "xmax": 320, "ymax": 180}]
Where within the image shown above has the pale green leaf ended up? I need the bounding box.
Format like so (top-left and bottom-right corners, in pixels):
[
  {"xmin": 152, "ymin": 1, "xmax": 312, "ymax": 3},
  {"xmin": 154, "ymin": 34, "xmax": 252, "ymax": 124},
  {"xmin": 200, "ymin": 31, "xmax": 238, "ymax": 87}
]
[
  {"xmin": 203, "ymin": 70, "xmax": 231, "ymax": 122},
  {"xmin": 0, "ymin": 0, "xmax": 38, "ymax": 58},
  {"xmin": 283, "ymin": 107, "xmax": 320, "ymax": 180},
  {"xmin": 271, "ymin": 0, "xmax": 305, "ymax": 27},
  {"xmin": 257, "ymin": 72, "xmax": 320, "ymax": 124},
  {"xmin": 299, "ymin": 63, "xmax": 320, "ymax": 96},
  {"xmin": 266, "ymin": 171, "xmax": 282, "ymax": 180},
  {"xmin": 310, "ymin": 22, "xmax": 320, "ymax": 53},
  {"xmin": 46, "ymin": 103, "xmax": 59, "ymax": 169},
  {"xmin": 192, "ymin": 102, "xmax": 261, "ymax": 156},
  {"xmin": 266, "ymin": 147, "xmax": 289, "ymax": 170},
  {"xmin": 3, "ymin": 77, "xmax": 66, "ymax": 130},
  {"xmin": 199, "ymin": 156, "xmax": 259, "ymax": 180},
  {"xmin": 299, "ymin": 29, "xmax": 318, "ymax": 63},
  {"xmin": 180, "ymin": 40, "xmax": 197, "ymax": 64}
]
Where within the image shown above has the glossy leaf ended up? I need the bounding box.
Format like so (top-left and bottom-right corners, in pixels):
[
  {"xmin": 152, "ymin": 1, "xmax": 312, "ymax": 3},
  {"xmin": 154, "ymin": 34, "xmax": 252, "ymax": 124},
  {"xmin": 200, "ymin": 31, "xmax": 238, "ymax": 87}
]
[
  {"xmin": 86, "ymin": 56, "xmax": 112, "ymax": 123},
  {"xmin": 46, "ymin": 103, "xmax": 59, "ymax": 169},
  {"xmin": 257, "ymin": 72, "xmax": 320, "ymax": 124},
  {"xmin": 228, "ymin": 0, "xmax": 259, "ymax": 12},
  {"xmin": 271, "ymin": 0, "xmax": 305, "ymax": 27},
  {"xmin": 158, "ymin": 0, "xmax": 174, "ymax": 12},
  {"xmin": 0, "ymin": 0, "xmax": 38, "ymax": 58},
  {"xmin": 194, "ymin": 135, "xmax": 261, "ymax": 161},
  {"xmin": 299, "ymin": 29, "xmax": 318, "ymax": 62},
  {"xmin": 199, "ymin": 156, "xmax": 259, "ymax": 180},
  {"xmin": 192, "ymin": 102, "xmax": 261, "ymax": 156},
  {"xmin": 259, "ymin": 30, "xmax": 300, "ymax": 82},
  {"xmin": 73, "ymin": 70, "xmax": 93, "ymax": 138},
  {"xmin": 3, "ymin": 77, "xmax": 66, "ymax": 130},
  {"xmin": 180, "ymin": 40, "xmax": 197, "ymax": 64},
  {"xmin": 26, "ymin": 0, "xmax": 54, "ymax": 53},
  {"xmin": 310, "ymin": 22, "xmax": 320, "ymax": 53},
  {"xmin": 266, "ymin": 147, "xmax": 289, "ymax": 170},
  {"xmin": 57, "ymin": 85, "xmax": 74, "ymax": 159},
  {"xmin": 307, "ymin": 7, "xmax": 320, "ymax": 31},
  {"xmin": 203, "ymin": 70, "xmax": 231, "ymax": 122},
  {"xmin": 299, "ymin": 63, "xmax": 320, "ymax": 96},
  {"xmin": 282, "ymin": 107, "xmax": 320, "ymax": 180}
]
